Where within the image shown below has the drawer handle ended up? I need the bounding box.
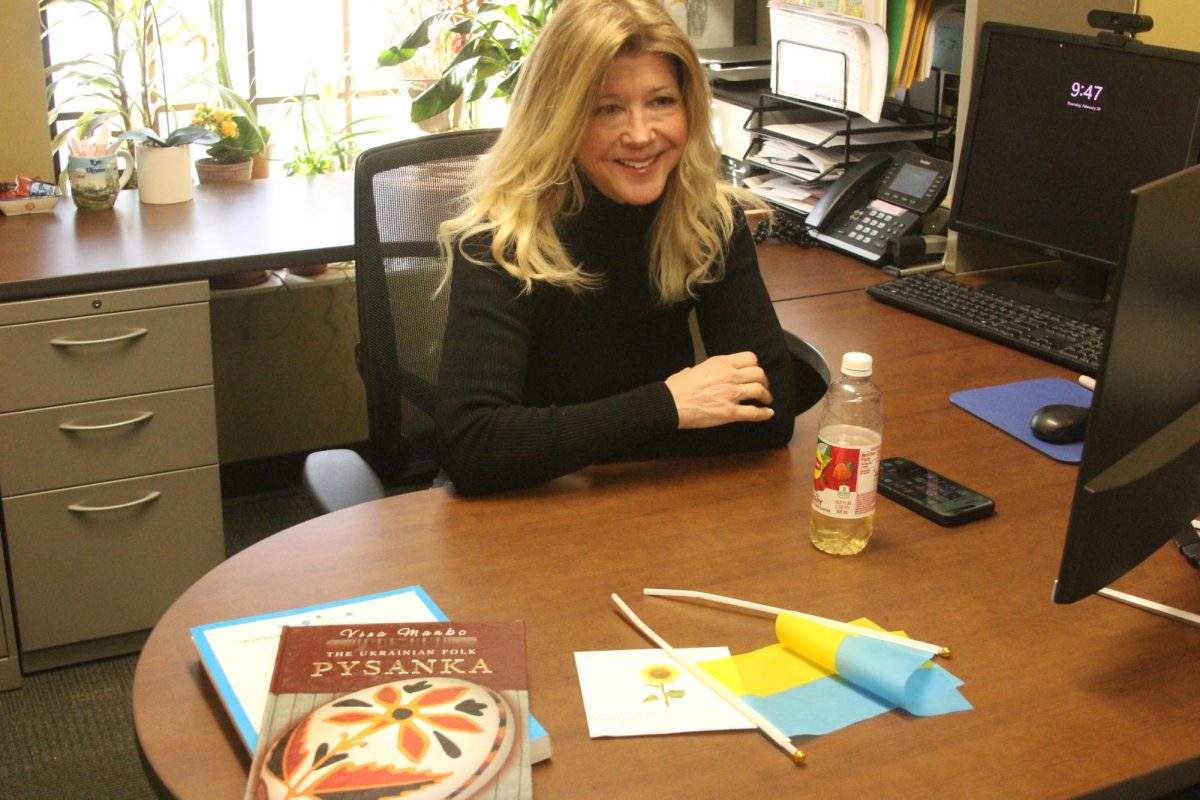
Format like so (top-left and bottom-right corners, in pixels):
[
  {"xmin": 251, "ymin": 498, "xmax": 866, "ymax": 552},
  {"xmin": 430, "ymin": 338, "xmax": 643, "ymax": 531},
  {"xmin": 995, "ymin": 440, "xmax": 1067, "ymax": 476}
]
[
  {"xmin": 50, "ymin": 327, "xmax": 149, "ymax": 347},
  {"xmin": 59, "ymin": 410, "xmax": 155, "ymax": 432},
  {"xmin": 67, "ymin": 491, "xmax": 161, "ymax": 514}
]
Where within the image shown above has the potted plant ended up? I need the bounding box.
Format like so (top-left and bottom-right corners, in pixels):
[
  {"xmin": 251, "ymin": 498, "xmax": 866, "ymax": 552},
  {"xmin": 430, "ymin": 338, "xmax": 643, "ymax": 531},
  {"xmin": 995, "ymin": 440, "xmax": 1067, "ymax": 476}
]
[
  {"xmin": 118, "ymin": 125, "xmax": 218, "ymax": 204},
  {"xmin": 282, "ymin": 70, "xmax": 386, "ymax": 178},
  {"xmin": 197, "ymin": 0, "xmax": 275, "ymax": 178},
  {"xmin": 377, "ymin": 0, "xmax": 560, "ymax": 127},
  {"xmin": 276, "ymin": 69, "xmax": 386, "ymax": 278},
  {"xmin": 41, "ymin": 0, "xmax": 203, "ymax": 183},
  {"xmin": 190, "ymin": 103, "xmax": 269, "ymax": 183}
]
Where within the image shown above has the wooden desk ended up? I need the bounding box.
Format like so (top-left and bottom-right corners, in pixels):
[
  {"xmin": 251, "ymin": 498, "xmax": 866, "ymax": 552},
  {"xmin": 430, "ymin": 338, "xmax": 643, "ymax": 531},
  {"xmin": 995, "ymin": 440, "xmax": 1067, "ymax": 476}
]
[
  {"xmin": 132, "ymin": 279, "xmax": 1200, "ymax": 799},
  {"xmin": 0, "ymin": 175, "xmax": 359, "ymax": 683},
  {"xmin": 0, "ymin": 175, "xmax": 354, "ymax": 301}
]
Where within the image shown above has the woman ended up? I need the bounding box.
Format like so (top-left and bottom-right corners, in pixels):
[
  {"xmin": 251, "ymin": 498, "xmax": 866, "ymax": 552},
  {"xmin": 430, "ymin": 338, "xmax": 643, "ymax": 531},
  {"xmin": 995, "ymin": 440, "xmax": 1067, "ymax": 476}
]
[{"xmin": 435, "ymin": 0, "xmax": 803, "ymax": 496}]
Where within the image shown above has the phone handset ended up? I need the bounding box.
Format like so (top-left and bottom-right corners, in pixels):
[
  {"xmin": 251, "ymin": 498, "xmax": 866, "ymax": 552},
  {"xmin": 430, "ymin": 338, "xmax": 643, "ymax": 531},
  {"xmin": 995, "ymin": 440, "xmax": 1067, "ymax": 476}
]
[{"xmin": 805, "ymin": 151, "xmax": 894, "ymax": 232}]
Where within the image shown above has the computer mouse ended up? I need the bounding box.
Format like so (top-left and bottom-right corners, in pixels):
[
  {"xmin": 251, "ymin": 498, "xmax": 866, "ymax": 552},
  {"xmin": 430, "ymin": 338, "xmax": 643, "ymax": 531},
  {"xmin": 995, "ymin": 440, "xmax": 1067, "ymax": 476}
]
[{"xmin": 1030, "ymin": 403, "xmax": 1089, "ymax": 444}]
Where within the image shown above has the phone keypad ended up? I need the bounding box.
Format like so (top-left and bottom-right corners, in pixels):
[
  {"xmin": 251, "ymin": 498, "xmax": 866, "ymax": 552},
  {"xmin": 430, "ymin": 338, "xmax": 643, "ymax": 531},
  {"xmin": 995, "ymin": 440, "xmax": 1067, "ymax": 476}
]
[{"xmin": 831, "ymin": 202, "xmax": 914, "ymax": 254}]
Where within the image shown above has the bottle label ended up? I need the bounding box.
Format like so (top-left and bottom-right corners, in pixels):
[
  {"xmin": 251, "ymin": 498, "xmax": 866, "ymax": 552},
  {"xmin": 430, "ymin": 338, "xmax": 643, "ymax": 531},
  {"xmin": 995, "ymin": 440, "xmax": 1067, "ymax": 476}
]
[{"xmin": 812, "ymin": 436, "xmax": 880, "ymax": 519}]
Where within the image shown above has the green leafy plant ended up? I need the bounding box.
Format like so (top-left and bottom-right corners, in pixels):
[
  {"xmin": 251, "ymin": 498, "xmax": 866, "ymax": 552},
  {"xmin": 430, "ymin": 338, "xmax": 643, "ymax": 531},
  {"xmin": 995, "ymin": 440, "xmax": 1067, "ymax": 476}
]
[
  {"xmin": 282, "ymin": 71, "xmax": 387, "ymax": 176},
  {"xmin": 194, "ymin": 0, "xmax": 271, "ymax": 158},
  {"xmin": 191, "ymin": 104, "xmax": 268, "ymax": 163},
  {"xmin": 377, "ymin": 0, "xmax": 560, "ymax": 123},
  {"xmin": 41, "ymin": 0, "xmax": 203, "ymax": 151},
  {"xmin": 117, "ymin": 125, "xmax": 219, "ymax": 148}
]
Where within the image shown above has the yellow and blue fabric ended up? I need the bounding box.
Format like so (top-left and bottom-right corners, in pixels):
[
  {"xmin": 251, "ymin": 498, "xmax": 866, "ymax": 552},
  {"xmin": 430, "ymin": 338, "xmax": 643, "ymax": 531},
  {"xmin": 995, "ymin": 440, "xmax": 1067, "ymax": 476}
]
[{"xmin": 697, "ymin": 614, "xmax": 971, "ymax": 736}]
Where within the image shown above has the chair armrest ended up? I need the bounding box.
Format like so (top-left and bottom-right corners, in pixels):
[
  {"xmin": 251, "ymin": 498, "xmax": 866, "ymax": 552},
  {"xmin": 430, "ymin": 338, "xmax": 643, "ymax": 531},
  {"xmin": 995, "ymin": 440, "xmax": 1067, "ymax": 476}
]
[
  {"xmin": 302, "ymin": 448, "xmax": 387, "ymax": 515},
  {"xmin": 785, "ymin": 331, "xmax": 831, "ymax": 416}
]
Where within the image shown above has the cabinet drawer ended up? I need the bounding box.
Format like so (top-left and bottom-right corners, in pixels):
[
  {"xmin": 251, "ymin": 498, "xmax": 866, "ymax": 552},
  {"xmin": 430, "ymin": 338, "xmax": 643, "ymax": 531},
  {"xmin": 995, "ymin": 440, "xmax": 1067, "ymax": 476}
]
[
  {"xmin": 0, "ymin": 302, "xmax": 213, "ymax": 412},
  {"xmin": 0, "ymin": 386, "xmax": 218, "ymax": 496},
  {"xmin": 3, "ymin": 466, "xmax": 224, "ymax": 652}
]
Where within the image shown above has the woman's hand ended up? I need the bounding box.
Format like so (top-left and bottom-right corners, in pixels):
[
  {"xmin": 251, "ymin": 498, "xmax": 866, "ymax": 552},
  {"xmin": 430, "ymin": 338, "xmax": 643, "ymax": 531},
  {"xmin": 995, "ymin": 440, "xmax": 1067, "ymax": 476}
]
[{"xmin": 665, "ymin": 351, "xmax": 775, "ymax": 429}]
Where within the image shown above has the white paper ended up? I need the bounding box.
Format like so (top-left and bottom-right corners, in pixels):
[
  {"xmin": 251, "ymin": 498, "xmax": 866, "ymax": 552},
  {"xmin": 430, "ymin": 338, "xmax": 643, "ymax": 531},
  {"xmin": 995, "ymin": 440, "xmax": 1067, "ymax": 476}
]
[
  {"xmin": 744, "ymin": 173, "xmax": 822, "ymax": 215},
  {"xmin": 764, "ymin": 118, "xmax": 942, "ymax": 147},
  {"xmin": 768, "ymin": 2, "xmax": 890, "ymax": 122},
  {"xmin": 574, "ymin": 648, "xmax": 756, "ymax": 737},
  {"xmin": 766, "ymin": 0, "xmax": 887, "ymax": 27},
  {"xmin": 191, "ymin": 587, "xmax": 444, "ymax": 750}
]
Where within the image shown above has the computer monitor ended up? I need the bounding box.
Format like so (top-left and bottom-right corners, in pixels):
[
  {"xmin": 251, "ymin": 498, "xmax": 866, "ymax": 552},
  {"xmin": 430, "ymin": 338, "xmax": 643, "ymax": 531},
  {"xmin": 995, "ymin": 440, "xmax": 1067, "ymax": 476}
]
[
  {"xmin": 1052, "ymin": 163, "xmax": 1200, "ymax": 608},
  {"xmin": 948, "ymin": 21, "xmax": 1200, "ymax": 322}
]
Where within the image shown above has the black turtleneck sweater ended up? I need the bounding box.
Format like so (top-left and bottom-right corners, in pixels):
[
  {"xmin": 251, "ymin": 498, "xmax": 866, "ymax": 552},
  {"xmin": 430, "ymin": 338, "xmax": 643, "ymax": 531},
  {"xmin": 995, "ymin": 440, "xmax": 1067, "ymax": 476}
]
[{"xmin": 435, "ymin": 191, "xmax": 796, "ymax": 496}]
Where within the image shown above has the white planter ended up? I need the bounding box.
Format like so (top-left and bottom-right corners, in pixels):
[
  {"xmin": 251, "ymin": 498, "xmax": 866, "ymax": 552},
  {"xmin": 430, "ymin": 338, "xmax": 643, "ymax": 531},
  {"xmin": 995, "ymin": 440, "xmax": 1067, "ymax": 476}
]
[{"xmin": 135, "ymin": 144, "xmax": 195, "ymax": 204}]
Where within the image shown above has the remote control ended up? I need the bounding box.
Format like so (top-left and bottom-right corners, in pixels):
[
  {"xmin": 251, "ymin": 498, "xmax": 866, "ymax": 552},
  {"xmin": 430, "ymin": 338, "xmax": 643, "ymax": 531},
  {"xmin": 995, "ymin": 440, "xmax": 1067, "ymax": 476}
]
[{"xmin": 878, "ymin": 456, "xmax": 995, "ymax": 526}]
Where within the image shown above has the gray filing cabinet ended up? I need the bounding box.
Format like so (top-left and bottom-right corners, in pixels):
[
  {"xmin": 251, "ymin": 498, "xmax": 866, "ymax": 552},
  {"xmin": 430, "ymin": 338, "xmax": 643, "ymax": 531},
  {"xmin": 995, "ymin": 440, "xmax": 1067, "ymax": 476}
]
[{"xmin": 0, "ymin": 281, "xmax": 225, "ymax": 685}]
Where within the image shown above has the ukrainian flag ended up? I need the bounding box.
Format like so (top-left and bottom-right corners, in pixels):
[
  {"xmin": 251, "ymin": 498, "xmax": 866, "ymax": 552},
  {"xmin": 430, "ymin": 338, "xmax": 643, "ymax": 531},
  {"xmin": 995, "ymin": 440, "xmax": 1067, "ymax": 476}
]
[{"xmin": 697, "ymin": 614, "xmax": 971, "ymax": 737}]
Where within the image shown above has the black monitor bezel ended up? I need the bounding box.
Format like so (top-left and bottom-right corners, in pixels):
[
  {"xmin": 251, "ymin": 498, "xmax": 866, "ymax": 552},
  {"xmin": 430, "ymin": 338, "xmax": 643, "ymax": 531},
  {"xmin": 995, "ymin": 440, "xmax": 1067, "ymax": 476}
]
[
  {"xmin": 1052, "ymin": 163, "xmax": 1200, "ymax": 603},
  {"xmin": 948, "ymin": 21, "xmax": 1200, "ymax": 276}
]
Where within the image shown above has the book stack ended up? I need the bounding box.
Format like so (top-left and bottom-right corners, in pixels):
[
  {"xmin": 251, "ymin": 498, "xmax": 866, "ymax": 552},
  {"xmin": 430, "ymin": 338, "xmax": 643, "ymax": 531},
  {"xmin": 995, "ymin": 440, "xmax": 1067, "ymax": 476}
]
[
  {"xmin": 244, "ymin": 621, "xmax": 532, "ymax": 799},
  {"xmin": 191, "ymin": 586, "xmax": 551, "ymax": 799}
]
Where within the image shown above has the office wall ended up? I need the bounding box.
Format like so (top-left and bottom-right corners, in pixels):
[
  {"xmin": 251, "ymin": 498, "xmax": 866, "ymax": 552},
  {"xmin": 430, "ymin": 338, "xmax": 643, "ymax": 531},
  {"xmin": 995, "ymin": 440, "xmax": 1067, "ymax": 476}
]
[
  {"xmin": 210, "ymin": 272, "xmax": 368, "ymax": 464},
  {"xmin": 0, "ymin": 0, "xmax": 53, "ymax": 179},
  {"xmin": 1140, "ymin": 1, "xmax": 1200, "ymax": 50}
]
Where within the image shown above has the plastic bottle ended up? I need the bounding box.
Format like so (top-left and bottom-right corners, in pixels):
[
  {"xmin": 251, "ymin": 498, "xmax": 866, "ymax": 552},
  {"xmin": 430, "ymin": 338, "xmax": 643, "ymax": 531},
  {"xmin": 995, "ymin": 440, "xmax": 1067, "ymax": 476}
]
[{"xmin": 809, "ymin": 352, "xmax": 883, "ymax": 555}]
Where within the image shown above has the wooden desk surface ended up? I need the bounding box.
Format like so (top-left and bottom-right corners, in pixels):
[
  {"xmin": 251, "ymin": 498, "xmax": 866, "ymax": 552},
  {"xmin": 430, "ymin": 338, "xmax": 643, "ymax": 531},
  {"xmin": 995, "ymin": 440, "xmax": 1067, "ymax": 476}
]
[
  {"xmin": 0, "ymin": 174, "xmax": 354, "ymax": 302},
  {"xmin": 132, "ymin": 280, "xmax": 1200, "ymax": 799}
]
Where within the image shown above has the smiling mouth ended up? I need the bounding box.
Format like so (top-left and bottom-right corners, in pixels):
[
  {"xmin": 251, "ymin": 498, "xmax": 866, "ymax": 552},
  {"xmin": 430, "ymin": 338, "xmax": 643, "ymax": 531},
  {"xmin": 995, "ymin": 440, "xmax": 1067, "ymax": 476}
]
[{"xmin": 617, "ymin": 154, "xmax": 658, "ymax": 170}]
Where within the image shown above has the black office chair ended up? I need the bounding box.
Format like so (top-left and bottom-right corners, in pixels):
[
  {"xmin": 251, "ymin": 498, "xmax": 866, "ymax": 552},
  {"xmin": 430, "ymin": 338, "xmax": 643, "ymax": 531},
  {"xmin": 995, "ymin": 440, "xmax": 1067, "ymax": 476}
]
[
  {"xmin": 302, "ymin": 129, "xmax": 501, "ymax": 514},
  {"xmin": 302, "ymin": 130, "xmax": 831, "ymax": 514}
]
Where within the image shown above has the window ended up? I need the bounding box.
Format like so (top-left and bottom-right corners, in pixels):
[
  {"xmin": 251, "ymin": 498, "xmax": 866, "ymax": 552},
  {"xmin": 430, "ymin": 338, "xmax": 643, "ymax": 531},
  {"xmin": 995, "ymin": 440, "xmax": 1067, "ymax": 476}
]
[{"xmin": 41, "ymin": 0, "xmax": 461, "ymax": 174}]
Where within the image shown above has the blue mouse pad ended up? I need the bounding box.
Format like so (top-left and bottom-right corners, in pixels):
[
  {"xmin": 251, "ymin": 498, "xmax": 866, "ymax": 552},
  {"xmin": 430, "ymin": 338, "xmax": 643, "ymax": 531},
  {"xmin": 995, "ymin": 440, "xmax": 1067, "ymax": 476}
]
[{"xmin": 949, "ymin": 377, "xmax": 1093, "ymax": 463}]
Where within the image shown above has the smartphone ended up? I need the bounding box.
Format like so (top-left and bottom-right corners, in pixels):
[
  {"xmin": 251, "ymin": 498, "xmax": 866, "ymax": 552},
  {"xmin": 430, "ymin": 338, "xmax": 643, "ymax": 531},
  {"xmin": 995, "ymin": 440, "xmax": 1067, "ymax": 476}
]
[{"xmin": 878, "ymin": 456, "xmax": 995, "ymax": 526}]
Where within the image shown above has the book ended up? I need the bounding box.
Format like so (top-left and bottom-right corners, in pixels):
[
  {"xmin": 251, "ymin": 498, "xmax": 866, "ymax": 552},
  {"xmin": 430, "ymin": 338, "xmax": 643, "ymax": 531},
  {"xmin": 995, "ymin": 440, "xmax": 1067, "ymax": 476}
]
[
  {"xmin": 191, "ymin": 586, "xmax": 551, "ymax": 763},
  {"xmin": 244, "ymin": 621, "xmax": 532, "ymax": 800}
]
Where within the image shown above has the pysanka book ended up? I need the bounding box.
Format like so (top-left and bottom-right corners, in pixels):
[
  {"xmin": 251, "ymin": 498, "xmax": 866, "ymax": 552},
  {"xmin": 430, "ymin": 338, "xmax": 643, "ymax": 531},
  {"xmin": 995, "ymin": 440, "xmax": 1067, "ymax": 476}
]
[
  {"xmin": 191, "ymin": 586, "xmax": 550, "ymax": 762},
  {"xmin": 244, "ymin": 621, "xmax": 533, "ymax": 800}
]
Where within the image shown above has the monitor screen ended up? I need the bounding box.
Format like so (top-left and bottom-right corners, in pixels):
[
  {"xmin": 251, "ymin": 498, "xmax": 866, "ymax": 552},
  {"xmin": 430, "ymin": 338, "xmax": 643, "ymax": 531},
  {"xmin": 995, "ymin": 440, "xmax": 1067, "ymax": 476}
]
[
  {"xmin": 1053, "ymin": 163, "xmax": 1200, "ymax": 604},
  {"xmin": 949, "ymin": 22, "xmax": 1200, "ymax": 312}
]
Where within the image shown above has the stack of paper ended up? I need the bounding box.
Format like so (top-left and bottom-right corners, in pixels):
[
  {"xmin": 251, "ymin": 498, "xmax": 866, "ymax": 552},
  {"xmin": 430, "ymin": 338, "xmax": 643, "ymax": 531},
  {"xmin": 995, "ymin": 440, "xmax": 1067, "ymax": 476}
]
[
  {"xmin": 745, "ymin": 137, "xmax": 855, "ymax": 184},
  {"xmin": 768, "ymin": 0, "xmax": 890, "ymax": 122},
  {"xmin": 743, "ymin": 173, "xmax": 824, "ymax": 217},
  {"xmin": 764, "ymin": 118, "xmax": 941, "ymax": 147}
]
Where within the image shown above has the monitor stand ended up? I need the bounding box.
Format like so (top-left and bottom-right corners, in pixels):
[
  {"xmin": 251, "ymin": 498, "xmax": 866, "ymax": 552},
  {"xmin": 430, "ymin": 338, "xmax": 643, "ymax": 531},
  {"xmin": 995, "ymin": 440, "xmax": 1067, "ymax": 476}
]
[
  {"xmin": 1095, "ymin": 587, "xmax": 1200, "ymax": 629},
  {"xmin": 980, "ymin": 260, "xmax": 1111, "ymax": 325},
  {"xmin": 1084, "ymin": 521, "xmax": 1200, "ymax": 630}
]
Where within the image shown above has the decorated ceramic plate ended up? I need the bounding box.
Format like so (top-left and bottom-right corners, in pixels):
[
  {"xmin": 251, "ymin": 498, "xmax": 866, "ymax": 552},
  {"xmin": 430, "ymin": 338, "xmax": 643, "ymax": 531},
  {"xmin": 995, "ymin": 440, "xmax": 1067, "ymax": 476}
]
[{"xmin": 252, "ymin": 677, "xmax": 517, "ymax": 800}]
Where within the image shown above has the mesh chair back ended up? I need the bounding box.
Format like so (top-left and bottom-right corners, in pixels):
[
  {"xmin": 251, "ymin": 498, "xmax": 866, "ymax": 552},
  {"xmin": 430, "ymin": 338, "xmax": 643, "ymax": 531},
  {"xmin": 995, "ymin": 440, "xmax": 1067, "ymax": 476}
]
[{"xmin": 354, "ymin": 129, "xmax": 500, "ymax": 484}]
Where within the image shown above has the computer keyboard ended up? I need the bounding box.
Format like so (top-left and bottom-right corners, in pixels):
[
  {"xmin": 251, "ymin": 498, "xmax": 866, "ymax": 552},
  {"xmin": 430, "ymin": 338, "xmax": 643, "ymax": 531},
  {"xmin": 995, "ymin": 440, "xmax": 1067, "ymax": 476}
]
[{"xmin": 866, "ymin": 273, "xmax": 1105, "ymax": 376}]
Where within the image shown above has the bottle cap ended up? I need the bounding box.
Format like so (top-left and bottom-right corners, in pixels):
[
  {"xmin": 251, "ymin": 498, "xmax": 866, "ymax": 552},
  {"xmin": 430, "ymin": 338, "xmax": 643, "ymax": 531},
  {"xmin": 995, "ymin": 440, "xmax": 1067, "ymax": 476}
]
[{"xmin": 841, "ymin": 352, "xmax": 873, "ymax": 377}]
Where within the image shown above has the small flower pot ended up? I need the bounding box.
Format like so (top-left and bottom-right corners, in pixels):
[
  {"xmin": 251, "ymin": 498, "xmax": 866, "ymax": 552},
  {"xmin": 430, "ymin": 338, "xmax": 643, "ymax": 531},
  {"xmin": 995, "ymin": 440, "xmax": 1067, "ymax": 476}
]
[
  {"xmin": 209, "ymin": 269, "xmax": 271, "ymax": 290},
  {"xmin": 286, "ymin": 263, "xmax": 328, "ymax": 277},
  {"xmin": 251, "ymin": 144, "xmax": 275, "ymax": 180},
  {"xmin": 195, "ymin": 158, "xmax": 253, "ymax": 184},
  {"xmin": 136, "ymin": 144, "xmax": 195, "ymax": 204}
]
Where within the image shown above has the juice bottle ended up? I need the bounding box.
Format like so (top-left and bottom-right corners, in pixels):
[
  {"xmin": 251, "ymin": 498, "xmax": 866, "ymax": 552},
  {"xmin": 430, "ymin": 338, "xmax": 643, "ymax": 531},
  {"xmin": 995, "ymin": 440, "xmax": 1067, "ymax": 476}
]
[{"xmin": 809, "ymin": 352, "xmax": 883, "ymax": 555}]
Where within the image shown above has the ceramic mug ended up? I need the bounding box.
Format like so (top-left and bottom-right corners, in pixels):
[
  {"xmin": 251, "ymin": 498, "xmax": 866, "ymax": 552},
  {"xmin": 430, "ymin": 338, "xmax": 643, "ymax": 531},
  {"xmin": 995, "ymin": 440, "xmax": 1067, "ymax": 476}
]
[{"xmin": 64, "ymin": 151, "xmax": 134, "ymax": 211}]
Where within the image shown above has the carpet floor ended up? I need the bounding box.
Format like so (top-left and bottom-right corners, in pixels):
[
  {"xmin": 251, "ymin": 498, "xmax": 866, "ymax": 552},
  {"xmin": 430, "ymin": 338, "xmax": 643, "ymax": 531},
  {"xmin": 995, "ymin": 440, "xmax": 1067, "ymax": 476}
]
[{"xmin": 0, "ymin": 487, "xmax": 314, "ymax": 800}]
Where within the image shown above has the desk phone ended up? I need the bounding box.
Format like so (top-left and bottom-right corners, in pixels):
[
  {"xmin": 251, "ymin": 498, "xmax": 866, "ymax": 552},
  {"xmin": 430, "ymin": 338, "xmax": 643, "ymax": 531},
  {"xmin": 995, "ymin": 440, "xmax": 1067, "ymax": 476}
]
[{"xmin": 806, "ymin": 150, "xmax": 952, "ymax": 265}]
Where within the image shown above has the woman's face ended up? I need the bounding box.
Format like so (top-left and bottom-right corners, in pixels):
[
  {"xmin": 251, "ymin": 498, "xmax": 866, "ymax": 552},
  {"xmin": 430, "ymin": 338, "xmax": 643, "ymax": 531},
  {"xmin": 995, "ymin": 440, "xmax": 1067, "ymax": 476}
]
[{"xmin": 575, "ymin": 52, "xmax": 688, "ymax": 206}]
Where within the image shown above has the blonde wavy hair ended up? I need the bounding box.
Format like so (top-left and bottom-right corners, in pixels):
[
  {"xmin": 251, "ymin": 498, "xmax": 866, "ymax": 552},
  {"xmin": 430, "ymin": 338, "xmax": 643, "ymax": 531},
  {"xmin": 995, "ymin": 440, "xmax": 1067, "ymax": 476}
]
[{"xmin": 439, "ymin": 0, "xmax": 763, "ymax": 305}]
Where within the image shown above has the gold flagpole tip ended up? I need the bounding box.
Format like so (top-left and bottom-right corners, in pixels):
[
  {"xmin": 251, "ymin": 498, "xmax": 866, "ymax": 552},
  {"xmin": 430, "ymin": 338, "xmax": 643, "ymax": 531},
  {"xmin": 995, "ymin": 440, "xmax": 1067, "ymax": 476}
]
[
  {"xmin": 939, "ymin": 646, "xmax": 953, "ymax": 659},
  {"xmin": 792, "ymin": 750, "xmax": 807, "ymax": 764}
]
